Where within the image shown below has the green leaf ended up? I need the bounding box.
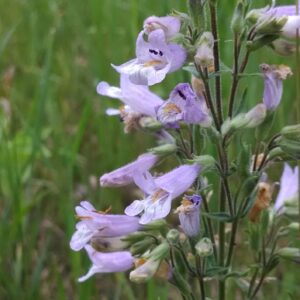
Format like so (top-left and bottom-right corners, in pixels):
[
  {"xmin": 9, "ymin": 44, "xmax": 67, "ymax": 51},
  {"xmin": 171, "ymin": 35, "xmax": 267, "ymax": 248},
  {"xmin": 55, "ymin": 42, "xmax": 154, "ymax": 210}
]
[{"xmin": 202, "ymin": 212, "xmax": 234, "ymax": 222}]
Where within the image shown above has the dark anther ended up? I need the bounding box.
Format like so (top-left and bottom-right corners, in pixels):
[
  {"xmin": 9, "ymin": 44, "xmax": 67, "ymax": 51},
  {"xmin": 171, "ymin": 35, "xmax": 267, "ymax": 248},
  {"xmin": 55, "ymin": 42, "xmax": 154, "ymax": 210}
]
[
  {"xmin": 149, "ymin": 49, "xmax": 158, "ymax": 55},
  {"xmin": 159, "ymin": 50, "xmax": 163, "ymax": 56},
  {"xmin": 178, "ymin": 90, "xmax": 187, "ymax": 100}
]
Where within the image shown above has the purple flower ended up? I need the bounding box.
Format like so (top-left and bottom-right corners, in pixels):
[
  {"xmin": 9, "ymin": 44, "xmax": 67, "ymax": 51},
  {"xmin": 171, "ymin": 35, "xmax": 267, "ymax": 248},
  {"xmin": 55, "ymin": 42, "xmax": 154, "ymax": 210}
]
[
  {"xmin": 175, "ymin": 194, "xmax": 201, "ymax": 237},
  {"xmin": 274, "ymin": 164, "xmax": 299, "ymax": 214},
  {"xmin": 70, "ymin": 201, "xmax": 140, "ymax": 251},
  {"xmin": 260, "ymin": 64, "xmax": 292, "ymax": 111},
  {"xmin": 125, "ymin": 164, "xmax": 201, "ymax": 224},
  {"xmin": 97, "ymin": 74, "xmax": 163, "ymax": 118},
  {"xmin": 156, "ymin": 83, "xmax": 212, "ymax": 126},
  {"xmin": 100, "ymin": 153, "xmax": 158, "ymax": 187},
  {"xmin": 112, "ymin": 29, "xmax": 186, "ymax": 86},
  {"xmin": 143, "ymin": 16, "xmax": 181, "ymax": 39},
  {"xmin": 78, "ymin": 245, "xmax": 134, "ymax": 282}
]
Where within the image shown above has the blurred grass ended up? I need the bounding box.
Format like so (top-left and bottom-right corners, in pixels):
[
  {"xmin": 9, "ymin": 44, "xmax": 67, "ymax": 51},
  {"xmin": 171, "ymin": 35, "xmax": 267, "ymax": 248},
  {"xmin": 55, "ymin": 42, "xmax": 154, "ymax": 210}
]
[{"xmin": 0, "ymin": 0, "xmax": 299, "ymax": 299}]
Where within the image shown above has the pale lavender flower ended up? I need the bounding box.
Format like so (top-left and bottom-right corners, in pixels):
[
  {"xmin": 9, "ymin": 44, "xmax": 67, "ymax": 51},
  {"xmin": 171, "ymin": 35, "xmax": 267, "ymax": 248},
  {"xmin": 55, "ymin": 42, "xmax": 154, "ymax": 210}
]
[
  {"xmin": 112, "ymin": 29, "xmax": 186, "ymax": 86},
  {"xmin": 125, "ymin": 164, "xmax": 201, "ymax": 224},
  {"xmin": 100, "ymin": 153, "xmax": 158, "ymax": 187},
  {"xmin": 70, "ymin": 201, "xmax": 140, "ymax": 251},
  {"xmin": 97, "ymin": 74, "xmax": 163, "ymax": 118},
  {"xmin": 78, "ymin": 245, "xmax": 134, "ymax": 282},
  {"xmin": 143, "ymin": 16, "xmax": 181, "ymax": 39},
  {"xmin": 175, "ymin": 194, "xmax": 201, "ymax": 237},
  {"xmin": 260, "ymin": 64, "xmax": 292, "ymax": 111},
  {"xmin": 274, "ymin": 164, "xmax": 299, "ymax": 214},
  {"xmin": 156, "ymin": 83, "xmax": 211, "ymax": 126}
]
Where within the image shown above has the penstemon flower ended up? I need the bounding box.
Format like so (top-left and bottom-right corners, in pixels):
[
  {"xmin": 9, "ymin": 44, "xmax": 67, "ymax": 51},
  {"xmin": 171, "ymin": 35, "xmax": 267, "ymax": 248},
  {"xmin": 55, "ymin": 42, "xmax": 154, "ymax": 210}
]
[
  {"xmin": 112, "ymin": 29, "xmax": 186, "ymax": 86},
  {"xmin": 175, "ymin": 194, "xmax": 202, "ymax": 237},
  {"xmin": 125, "ymin": 164, "xmax": 201, "ymax": 224},
  {"xmin": 260, "ymin": 64, "xmax": 292, "ymax": 111},
  {"xmin": 157, "ymin": 83, "xmax": 212, "ymax": 126},
  {"xmin": 100, "ymin": 153, "xmax": 158, "ymax": 187},
  {"xmin": 70, "ymin": 201, "xmax": 141, "ymax": 251},
  {"xmin": 274, "ymin": 163, "xmax": 299, "ymax": 214},
  {"xmin": 78, "ymin": 245, "xmax": 134, "ymax": 282},
  {"xmin": 143, "ymin": 16, "xmax": 181, "ymax": 39}
]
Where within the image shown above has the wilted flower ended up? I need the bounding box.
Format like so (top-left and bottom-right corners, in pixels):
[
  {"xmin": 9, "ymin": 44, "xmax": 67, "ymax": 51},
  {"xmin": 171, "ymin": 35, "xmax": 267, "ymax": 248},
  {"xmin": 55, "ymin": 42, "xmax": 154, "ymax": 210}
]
[
  {"xmin": 113, "ymin": 29, "xmax": 186, "ymax": 86},
  {"xmin": 260, "ymin": 64, "xmax": 292, "ymax": 111},
  {"xmin": 175, "ymin": 194, "xmax": 201, "ymax": 237},
  {"xmin": 249, "ymin": 181, "xmax": 273, "ymax": 222},
  {"xmin": 130, "ymin": 243, "xmax": 169, "ymax": 283},
  {"xmin": 143, "ymin": 15, "xmax": 181, "ymax": 39},
  {"xmin": 125, "ymin": 164, "xmax": 201, "ymax": 224},
  {"xmin": 97, "ymin": 74, "xmax": 163, "ymax": 118},
  {"xmin": 156, "ymin": 83, "xmax": 212, "ymax": 126},
  {"xmin": 100, "ymin": 153, "xmax": 158, "ymax": 187},
  {"xmin": 70, "ymin": 201, "xmax": 141, "ymax": 251},
  {"xmin": 274, "ymin": 163, "xmax": 299, "ymax": 214},
  {"xmin": 78, "ymin": 245, "xmax": 134, "ymax": 282}
]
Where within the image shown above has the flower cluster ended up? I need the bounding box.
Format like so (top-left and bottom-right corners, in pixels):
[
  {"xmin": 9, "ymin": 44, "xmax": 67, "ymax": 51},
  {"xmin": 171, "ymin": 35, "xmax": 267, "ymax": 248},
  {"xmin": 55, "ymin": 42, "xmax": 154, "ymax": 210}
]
[{"xmin": 70, "ymin": 1, "xmax": 300, "ymax": 298}]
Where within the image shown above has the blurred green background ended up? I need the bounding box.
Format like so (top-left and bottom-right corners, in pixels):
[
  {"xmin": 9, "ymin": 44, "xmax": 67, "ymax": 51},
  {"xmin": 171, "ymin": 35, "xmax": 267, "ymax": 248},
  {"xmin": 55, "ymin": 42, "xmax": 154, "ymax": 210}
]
[{"xmin": 0, "ymin": 0, "xmax": 298, "ymax": 299}]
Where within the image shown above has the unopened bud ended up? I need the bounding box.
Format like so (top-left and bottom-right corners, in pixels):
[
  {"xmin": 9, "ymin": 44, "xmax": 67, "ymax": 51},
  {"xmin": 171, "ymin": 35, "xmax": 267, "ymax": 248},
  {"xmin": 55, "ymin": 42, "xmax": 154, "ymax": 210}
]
[
  {"xmin": 195, "ymin": 238, "xmax": 213, "ymax": 257},
  {"xmin": 287, "ymin": 222, "xmax": 300, "ymax": 232},
  {"xmin": 194, "ymin": 32, "xmax": 214, "ymax": 68},
  {"xmin": 245, "ymin": 104, "xmax": 267, "ymax": 128},
  {"xmin": 277, "ymin": 247, "xmax": 300, "ymax": 260},
  {"xmin": 281, "ymin": 124, "xmax": 300, "ymax": 140},
  {"xmin": 167, "ymin": 229, "xmax": 180, "ymax": 244},
  {"xmin": 187, "ymin": 155, "xmax": 215, "ymax": 172},
  {"xmin": 139, "ymin": 116, "xmax": 163, "ymax": 131},
  {"xmin": 231, "ymin": 1, "xmax": 244, "ymax": 34},
  {"xmin": 148, "ymin": 143, "xmax": 177, "ymax": 156},
  {"xmin": 271, "ymin": 38, "xmax": 296, "ymax": 56}
]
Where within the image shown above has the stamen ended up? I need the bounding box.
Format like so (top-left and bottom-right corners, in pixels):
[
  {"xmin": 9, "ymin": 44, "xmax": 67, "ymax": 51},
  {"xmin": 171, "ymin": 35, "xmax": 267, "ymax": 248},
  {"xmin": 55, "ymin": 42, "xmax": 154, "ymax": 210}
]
[
  {"xmin": 76, "ymin": 215, "xmax": 93, "ymax": 220},
  {"xmin": 143, "ymin": 60, "xmax": 163, "ymax": 67},
  {"xmin": 163, "ymin": 103, "xmax": 182, "ymax": 114},
  {"xmin": 151, "ymin": 189, "xmax": 167, "ymax": 202}
]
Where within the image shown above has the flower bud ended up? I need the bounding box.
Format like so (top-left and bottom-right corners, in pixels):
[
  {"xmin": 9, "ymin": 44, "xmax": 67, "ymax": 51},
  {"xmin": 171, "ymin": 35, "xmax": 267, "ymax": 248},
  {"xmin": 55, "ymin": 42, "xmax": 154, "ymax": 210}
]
[
  {"xmin": 195, "ymin": 237, "xmax": 213, "ymax": 257},
  {"xmin": 281, "ymin": 124, "xmax": 300, "ymax": 140},
  {"xmin": 231, "ymin": 1, "xmax": 244, "ymax": 34},
  {"xmin": 277, "ymin": 247, "xmax": 300, "ymax": 260},
  {"xmin": 271, "ymin": 39, "xmax": 296, "ymax": 56},
  {"xmin": 194, "ymin": 32, "xmax": 214, "ymax": 68},
  {"xmin": 148, "ymin": 143, "xmax": 177, "ymax": 156},
  {"xmin": 139, "ymin": 116, "xmax": 163, "ymax": 131},
  {"xmin": 187, "ymin": 155, "xmax": 215, "ymax": 172},
  {"xmin": 287, "ymin": 222, "xmax": 300, "ymax": 232},
  {"xmin": 245, "ymin": 104, "xmax": 267, "ymax": 128},
  {"xmin": 167, "ymin": 229, "xmax": 180, "ymax": 244}
]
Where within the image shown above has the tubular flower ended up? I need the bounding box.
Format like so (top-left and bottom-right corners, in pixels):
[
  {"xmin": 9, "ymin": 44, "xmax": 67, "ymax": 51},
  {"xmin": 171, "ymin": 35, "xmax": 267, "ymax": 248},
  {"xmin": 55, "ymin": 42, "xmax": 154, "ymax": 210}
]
[
  {"xmin": 70, "ymin": 201, "xmax": 140, "ymax": 251},
  {"xmin": 125, "ymin": 164, "xmax": 201, "ymax": 224},
  {"xmin": 249, "ymin": 182, "xmax": 273, "ymax": 223},
  {"xmin": 78, "ymin": 245, "xmax": 134, "ymax": 282},
  {"xmin": 274, "ymin": 163, "xmax": 299, "ymax": 214},
  {"xmin": 260, "ymin": 64, "xmax": 292, "ymax": 111},
  {"xmin": 97, "ymin": 74, "xmax": 163, "ymax": 118},
  {"xmin": 100, "ymin": 153, "xmax": 158, "ymax": 187},
  {"xmin": 112, "ymin": 29, "xmax": 186, "ymax": 86},
  {"xmin": 143, "ymin": 16, "xmax": 181, "ymax": 39},
  {"xmin": 175, "ymin": 194, "xmax": 201, "ymax": 237},
  {"xmin": 156, "ymin": 83, "xmax": 212, "ymax": 126}
]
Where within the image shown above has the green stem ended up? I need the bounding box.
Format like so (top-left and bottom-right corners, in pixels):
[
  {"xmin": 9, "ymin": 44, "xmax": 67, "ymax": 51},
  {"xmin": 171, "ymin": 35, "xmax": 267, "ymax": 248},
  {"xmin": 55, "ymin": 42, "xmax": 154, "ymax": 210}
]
[
  {"xmin": 209, "ymin": 1, "xmax": 223, "ymax": 125},
  {"xmin": 196, "ymin": 255, "xmax": 206, "ymax": 299}
]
